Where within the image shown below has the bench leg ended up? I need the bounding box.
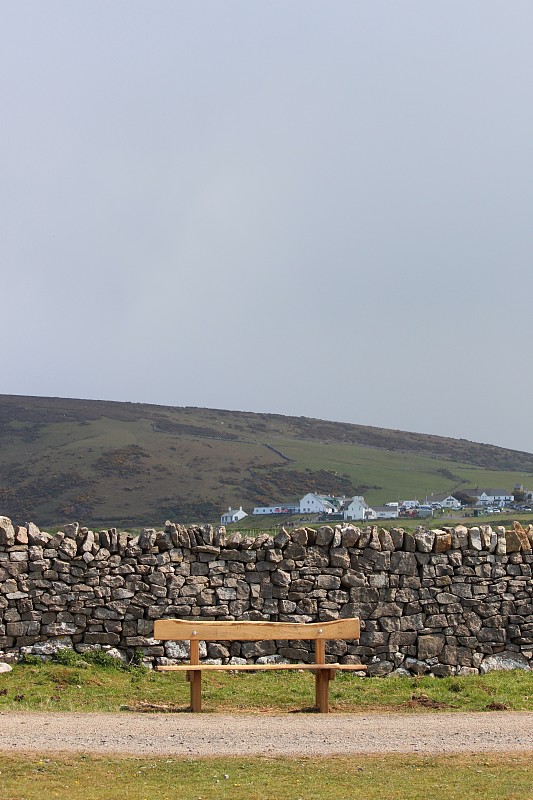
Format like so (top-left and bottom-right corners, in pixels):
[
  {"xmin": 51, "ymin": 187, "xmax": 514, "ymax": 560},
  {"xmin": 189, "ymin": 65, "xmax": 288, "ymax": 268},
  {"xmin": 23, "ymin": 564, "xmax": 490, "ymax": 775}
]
[
  {"xmin": 314, "ymin": 639, "xmax": 329, "ymax": 712},
  {"xmin": 188, "ymin": 670, "xmax": 202, "ymax": 712},
  {"xmin": 188, "ymin": 640, "xmax": 202, "ymax": 712},
  {"xmin": 315, "ymin": 669, "xmax": 331, "ymax": 713}
]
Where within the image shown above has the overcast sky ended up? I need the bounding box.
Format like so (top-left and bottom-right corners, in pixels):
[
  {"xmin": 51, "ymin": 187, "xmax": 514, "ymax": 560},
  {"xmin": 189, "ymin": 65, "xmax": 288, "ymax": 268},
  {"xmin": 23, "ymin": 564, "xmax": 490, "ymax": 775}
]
[{"xmin": 2, "ymin": 1, "xmax": 532, "ymax": 453}]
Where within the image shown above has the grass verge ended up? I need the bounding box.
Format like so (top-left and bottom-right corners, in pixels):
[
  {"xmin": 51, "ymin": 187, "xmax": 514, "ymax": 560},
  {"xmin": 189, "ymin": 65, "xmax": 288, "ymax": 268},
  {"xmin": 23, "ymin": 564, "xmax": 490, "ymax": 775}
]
[
  {"xmin": 0, "ymin": 753, "xmax": 531, "ymax": 800},
  {"xmin": 0, "ymin": 657, "xmax": 532, "ymax": 713}
]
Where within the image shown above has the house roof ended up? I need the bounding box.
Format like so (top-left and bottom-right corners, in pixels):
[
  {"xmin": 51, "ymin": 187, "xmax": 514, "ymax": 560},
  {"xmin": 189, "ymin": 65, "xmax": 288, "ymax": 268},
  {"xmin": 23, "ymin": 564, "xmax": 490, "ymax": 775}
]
[
  {"xmin": 479, "ymin": 488, "xmax": 512, "ymax": 496},
  {"xmin": 319, "ymin": 495, "xmax": 345, "ymax": 510},
  {"xmin": 302, "ymin": 493, "xmax": 346, "ymax": 511},
  {"xmin": 427, "ymin": 492, "xmax": 459, "ymax": 503},
  {"xmin": 348, "ymin": 496, "xmax": 369, "ymax": 509}
]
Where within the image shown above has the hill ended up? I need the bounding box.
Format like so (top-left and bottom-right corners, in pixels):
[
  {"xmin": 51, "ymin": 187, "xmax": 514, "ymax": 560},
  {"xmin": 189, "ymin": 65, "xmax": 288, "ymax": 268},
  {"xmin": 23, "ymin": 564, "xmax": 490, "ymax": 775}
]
[{"xmin": 1, "ymin": 393, "xmax": 532, "ymax": 526}]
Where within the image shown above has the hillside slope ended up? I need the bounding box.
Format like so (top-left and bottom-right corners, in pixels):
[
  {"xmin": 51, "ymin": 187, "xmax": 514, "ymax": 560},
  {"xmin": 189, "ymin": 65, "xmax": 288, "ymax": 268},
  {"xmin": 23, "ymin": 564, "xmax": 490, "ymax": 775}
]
[{"xmin": 1, "ymin": 394, "xmax": 532, "ymax": 526}]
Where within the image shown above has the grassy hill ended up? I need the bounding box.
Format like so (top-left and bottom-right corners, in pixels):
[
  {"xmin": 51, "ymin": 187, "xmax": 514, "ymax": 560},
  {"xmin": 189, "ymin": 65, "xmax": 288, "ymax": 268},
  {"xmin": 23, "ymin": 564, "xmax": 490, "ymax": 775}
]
[{"xmin": 1, "ymin": 393, "xmax": 532, "ymax": 527}]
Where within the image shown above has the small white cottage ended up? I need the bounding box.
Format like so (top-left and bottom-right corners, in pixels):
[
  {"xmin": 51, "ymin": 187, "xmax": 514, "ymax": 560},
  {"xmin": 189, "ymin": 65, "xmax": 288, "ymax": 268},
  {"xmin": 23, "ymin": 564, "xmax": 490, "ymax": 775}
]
[
  {"xmin": 343, "ymin": 496, "xmax": 371, "ymax": 521},
  {"xmin": 220, "ymin": 506, "xmax": 248, "ymax": 525}
]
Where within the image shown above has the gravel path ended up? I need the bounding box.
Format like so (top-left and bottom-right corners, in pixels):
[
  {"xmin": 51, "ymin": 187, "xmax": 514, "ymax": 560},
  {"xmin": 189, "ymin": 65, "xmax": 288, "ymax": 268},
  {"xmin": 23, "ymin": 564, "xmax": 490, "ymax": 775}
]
[{"xmin": 1, "ymin": 712, "xmax": 532, "ymax": 756}]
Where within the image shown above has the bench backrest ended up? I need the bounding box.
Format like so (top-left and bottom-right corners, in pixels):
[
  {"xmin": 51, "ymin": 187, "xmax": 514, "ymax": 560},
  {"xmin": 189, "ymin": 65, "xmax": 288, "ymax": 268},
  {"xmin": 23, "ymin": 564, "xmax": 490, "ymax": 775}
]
[{"xmin": 154, "ymin": 618, "xmax": 360, "ymax": 642}]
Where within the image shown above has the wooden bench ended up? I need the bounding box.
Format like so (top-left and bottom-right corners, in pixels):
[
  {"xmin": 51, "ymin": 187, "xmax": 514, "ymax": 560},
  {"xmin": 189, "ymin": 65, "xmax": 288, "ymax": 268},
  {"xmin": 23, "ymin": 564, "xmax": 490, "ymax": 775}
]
[{"xmin": 154, "ymin": 618, "xmax": 365, "ymax": 713}]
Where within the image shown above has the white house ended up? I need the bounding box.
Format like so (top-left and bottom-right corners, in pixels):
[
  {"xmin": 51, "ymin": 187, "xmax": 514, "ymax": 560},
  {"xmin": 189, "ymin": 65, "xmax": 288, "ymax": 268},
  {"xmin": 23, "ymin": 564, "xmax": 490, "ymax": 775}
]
[
  {"xmin": 220, "ymin": 506, "xmax": 248, "ymax": 525},
  {"xmin": 426, "ymin": 493, "xmax": 462, "ymax": 510},
  {"xmin": 475, "ymin": 489, "xmax": 514, "ymax": 508},
  {"xmin": 253, "ymin": 504, "xmax": 300, "ymax": 515},
  {"xmin": 299, "ymin": 493, "xmax": 341, "ymax": 514},
  {"xmin": 343, "ymin": 496, "xmax": 372, "ymax": 521}
]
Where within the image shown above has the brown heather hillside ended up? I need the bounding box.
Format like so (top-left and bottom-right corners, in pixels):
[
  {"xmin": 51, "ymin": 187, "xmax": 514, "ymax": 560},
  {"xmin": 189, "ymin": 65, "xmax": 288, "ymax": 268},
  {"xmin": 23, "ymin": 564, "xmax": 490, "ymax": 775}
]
[{"xmin": 0, "ymin": 394, "xmax": 532, "ymax": 527}]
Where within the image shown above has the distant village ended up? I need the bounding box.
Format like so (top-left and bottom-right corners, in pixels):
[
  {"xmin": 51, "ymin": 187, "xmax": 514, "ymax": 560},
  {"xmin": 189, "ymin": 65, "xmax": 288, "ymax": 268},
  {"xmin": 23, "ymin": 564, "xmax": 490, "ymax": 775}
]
[{"xmin": 221, "ymin": 485, "xmax": 533, "ymax": 525}]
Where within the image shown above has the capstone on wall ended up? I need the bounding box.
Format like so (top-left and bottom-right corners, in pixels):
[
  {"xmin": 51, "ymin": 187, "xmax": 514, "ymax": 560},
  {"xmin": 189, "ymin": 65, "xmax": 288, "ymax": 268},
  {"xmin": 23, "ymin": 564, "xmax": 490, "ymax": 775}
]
[{"xmin": 0, "ymin": 515, "xmax": 532, "ymax": 676}]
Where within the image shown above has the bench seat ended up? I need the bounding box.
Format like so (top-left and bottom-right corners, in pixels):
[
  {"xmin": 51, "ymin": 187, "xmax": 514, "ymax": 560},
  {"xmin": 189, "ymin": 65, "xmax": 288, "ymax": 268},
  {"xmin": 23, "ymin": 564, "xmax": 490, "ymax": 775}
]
[
  {"xmin": 154, "ymin": 617, "xmax": 364, "ymax": 712},
  {"xmin": 157, "ymin": 662, "xmax": 367, "ymax": 671}
]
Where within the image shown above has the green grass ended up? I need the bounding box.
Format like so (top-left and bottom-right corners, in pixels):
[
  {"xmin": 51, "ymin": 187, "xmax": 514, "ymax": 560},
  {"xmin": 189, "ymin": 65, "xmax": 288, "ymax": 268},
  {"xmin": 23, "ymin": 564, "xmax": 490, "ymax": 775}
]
[
  {"xmin": 1, "ymin": 659, "xmax": 532, "ymax": 713},
  {"xmin": 271, "ymin": 437, "xmax": 533, "ymax": 509},
  {"xmin": 0, "ymin": 753, "xmax": 531, "ymax": 800}
]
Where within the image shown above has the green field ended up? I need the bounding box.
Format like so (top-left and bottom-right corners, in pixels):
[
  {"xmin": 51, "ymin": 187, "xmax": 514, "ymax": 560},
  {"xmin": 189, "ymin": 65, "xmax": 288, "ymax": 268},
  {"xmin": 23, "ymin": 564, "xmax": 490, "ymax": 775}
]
[
  {"xmin": 0, "ymin": 753, "xmax": 530, "ymax": 800},
  {"xmin": 272, "ymin": 437, "xmax": 533, "ymax": 508},
  {"xmin": 1, "ymin": 394, "xmax": 533, "ymax": 527}
]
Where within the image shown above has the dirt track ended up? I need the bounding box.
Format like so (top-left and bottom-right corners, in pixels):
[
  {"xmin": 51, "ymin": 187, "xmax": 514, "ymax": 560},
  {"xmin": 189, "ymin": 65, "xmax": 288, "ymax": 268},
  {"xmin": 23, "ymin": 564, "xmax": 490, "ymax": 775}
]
[{"xmin": 0, "ymin": 712, "xmax": 532, "ymax": 756}]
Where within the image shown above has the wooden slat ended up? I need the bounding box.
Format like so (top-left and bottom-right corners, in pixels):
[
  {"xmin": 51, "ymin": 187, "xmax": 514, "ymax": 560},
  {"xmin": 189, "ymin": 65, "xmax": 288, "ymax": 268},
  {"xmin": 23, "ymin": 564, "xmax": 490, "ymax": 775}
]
[
  {"xmin": 154, "ymin": 618, "xmax": 360, "ymax": 642},
  {"xmin": 158, "ymin": 664, "xmax": 366, "ymax": 671}
]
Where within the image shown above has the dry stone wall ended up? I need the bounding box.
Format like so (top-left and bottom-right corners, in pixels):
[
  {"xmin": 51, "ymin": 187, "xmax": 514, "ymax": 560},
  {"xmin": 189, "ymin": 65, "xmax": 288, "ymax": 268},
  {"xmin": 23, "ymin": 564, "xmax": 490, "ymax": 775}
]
[{"xmin": 0, "ymin": 515, "xmax": 532, "ymax": 676}]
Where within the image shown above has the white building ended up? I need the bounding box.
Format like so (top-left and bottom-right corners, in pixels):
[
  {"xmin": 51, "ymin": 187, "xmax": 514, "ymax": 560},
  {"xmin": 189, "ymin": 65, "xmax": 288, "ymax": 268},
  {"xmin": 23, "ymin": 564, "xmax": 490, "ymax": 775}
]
[
  {"xmin": 253, "ymin": 504, "xmax": 300, "ymax": 515},
  {"xmin": 476, "ymin": 489, "xmax": 514, "ymax": 508},
  {"xmin": 220, "ymin": 506, "xmax": 248, "ymax": 525},
  {"xmin": 426, "ymin": 493, "xmax": 462, "ymax": 510},
  {"xmin": 343, "ymin": 496, "xmax": 371, "ymax": 521},
  {"xmin": 299, "ymin": 493, "xmax": 340, "ymax": 514},
  {"xmin": 372, "ymin": 505, "xmax": 399, "ymax": 520}
]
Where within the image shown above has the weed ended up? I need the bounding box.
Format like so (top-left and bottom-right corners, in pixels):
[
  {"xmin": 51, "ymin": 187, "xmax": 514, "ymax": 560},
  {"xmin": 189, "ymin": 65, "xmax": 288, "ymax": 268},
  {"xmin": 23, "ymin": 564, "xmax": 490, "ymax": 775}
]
[
  {"xmin": 52, "ymin": 649, "xmax": 90, "ymax": 669},
  {"xmin": 21, "ymin": 654, "xmax": 45, "ymax": 666},
  {"xmin": 81, "ymin": 649, "xmax": 146, "ymax": 673}
]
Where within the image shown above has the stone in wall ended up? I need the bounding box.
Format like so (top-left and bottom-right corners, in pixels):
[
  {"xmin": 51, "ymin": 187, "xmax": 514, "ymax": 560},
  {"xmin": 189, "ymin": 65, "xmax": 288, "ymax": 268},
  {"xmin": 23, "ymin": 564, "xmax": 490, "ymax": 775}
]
[{"xmin": 0, "ymin": 517, "xmax": 532, "ymax": 677}]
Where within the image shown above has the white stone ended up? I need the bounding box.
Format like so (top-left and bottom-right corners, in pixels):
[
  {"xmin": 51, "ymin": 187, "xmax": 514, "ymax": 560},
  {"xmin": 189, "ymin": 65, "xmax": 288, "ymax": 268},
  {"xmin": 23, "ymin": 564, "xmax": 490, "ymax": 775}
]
[
  {"xmin": 255, "ymin": 654, "xmax": 290, "ymax": 665},
  {"xmin": 105, "ymin": 647, "xmax": 127, "ymax": 662},
  {"xmin": 480, "ymin": 652, "xmax": 531, "ymax": 673},
  {"xmin": 164, "ymin": 640, "xmax": 207, "ymax": 659},
  {"xmin": 469, "ymin": 527, "xmax": 482, "ymax": 551},
  {"xmin": 414, "ymin": 530, "xmax": 435, "ymax": 553},
  {"xmin": 390, "ymin": 667, "xmax": 411, "ymax": 677},
  {"xmin": 452, "ymin": 525, "xmax": 469, "ymax": 549},
  {"xmin": 30, "ymin": 638, "xmax": 71, "ymax": 656},
  {"xmin": 457, "ymin": 666, "xmax": 479, "ymax": 676},
  {"xmin": 480, "ymin": 525, "xmax": 497, "ymax": 552},
  {"xmin": 496, "ymin": 526, "xmax": 507, "ymax": 555}
]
